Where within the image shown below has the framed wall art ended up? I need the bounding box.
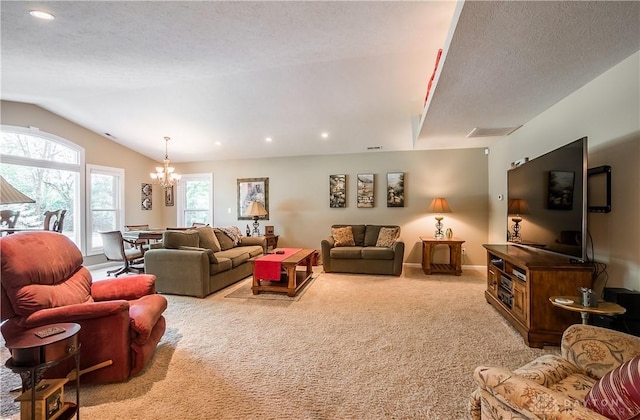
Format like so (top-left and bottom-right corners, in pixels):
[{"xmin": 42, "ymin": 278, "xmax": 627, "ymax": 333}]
[
  {"xmin": 548, "ymin": 171, "xmax": 575, "ymax": 210},
  {"xmin": 141, "ymin": 183, "xmax": 152, "ymax": 211},
  {"xmin": 386, "ymin": 172, "xmax": 405, "ymax": 207},
  {"xmin": 237, "ymin": 177, "xmax": 269, "ymax": 220},
  {"xmin": 357, "ymin": 173, "xmax": 374, "ymax": 208},
  {"xmin": 165, "ymin": 186, "xmax": 174, "ymax": 207},
  {"xmin": 329, "ymin": 174, "xmax": 347, "ymax": 208}
]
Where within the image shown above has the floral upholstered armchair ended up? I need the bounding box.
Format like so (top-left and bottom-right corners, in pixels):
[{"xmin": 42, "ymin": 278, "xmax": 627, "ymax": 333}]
[{"xmin": 470, "ymin": 324, "xmax": 640, "ymax": 419}]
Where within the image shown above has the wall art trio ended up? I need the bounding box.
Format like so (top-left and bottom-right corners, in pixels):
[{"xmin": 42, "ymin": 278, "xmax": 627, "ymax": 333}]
[{"xmin": 329, "ymin": 172, "xmax": 404, "ymax": 208}]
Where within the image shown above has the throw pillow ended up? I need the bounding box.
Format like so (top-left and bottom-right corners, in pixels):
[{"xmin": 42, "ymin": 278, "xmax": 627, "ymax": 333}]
[
  {"xmin": 214, "ymin": 228, "xmax": 236, "ymax": 251},
  {"xmin": 584, "ymin": 355, "xmax": 640, "ymax": 420},
  {"xmin": 217, "ymin": 226, "xmax": 243, "ymax": 245},
  {"xmin": 331, "ymin": 226, "xmax": 355, "ymax": 247},
  {"xmin": 196, "ymin": 226, "xmax": 221, "ymax": 252},
  {"xmin": 162, "ymin": 230, "xmax": 199, "ymax": 249},
  {"xmin": 376, "ymin": 227, "xmax": 400, "ymax": 247}
]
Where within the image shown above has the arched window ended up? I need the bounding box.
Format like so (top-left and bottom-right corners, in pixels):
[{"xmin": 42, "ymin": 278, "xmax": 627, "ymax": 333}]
[{"xmin": 1, "ymin": 126, "xmax": 84, "ymax": 247}]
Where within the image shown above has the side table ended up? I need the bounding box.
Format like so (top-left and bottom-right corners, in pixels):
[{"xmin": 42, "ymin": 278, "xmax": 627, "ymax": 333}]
[
  {"xmin": 5, "ymin": 323, "xmax": 81, "ymax": 420},
  {"xmin": 550, "ymin": 296, "xmax": 626, "ymax": 325},
  {"xmin": 264, "ymin": 234, "xmax": 279, "ymax": 251},
  {"xmin": 420, "ymin": 237, "xmax": 465, "ymax": 275}
]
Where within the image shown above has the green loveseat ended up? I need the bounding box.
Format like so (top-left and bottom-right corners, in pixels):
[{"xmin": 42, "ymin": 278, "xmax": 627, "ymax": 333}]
[
  {"xmin": 144, "ymin": 227, "xmax": 265, "ymax": 298},
  {"xmin": 321, "ymin": 224, "xmax": 404, "ymax": 276}
]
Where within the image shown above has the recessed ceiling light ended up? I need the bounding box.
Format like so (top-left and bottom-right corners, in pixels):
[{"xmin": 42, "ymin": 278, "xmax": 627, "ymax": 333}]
[
  {"xmin": 321, "ymin": 132, "xmax": 329, "ymax": 139},
  {"xmin": 265, "ymin": 137, "xmax": 273, "ymax": 142},
  {"xmin": 29, "ymin": 10, "xmax": 55, "ymax": 20},
  {"xmin": 215, "ymin": 141, "xmax": 222, "ymax": 146}
]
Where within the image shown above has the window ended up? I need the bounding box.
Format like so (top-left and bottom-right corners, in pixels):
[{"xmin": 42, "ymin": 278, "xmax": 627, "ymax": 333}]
[
  {"xmin": 0, "ymin": 126, "xmax": 83, "ymax": 246},
  {"xmin": 177, "ymin": 174, "xmax": 212, "ymax": 227},
  {"xmin": 87, "ymin": 165, "xmax": 124, "ymax": 255}
]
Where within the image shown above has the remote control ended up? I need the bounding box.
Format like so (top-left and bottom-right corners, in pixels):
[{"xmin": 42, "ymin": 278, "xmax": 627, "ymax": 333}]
[
  {"xmin": 276, "ymin": 250, "xmax": 285, "ymax": 254},
  {"xmin": 35, "ymin": 326, "xmax": 66, "ymax": 339}
]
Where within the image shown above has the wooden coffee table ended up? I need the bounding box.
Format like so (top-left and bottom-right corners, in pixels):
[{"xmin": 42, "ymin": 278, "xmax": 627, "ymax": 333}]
[{"xmin": 252, "ymin": 248, "xmax": 315, "ymax": 297}]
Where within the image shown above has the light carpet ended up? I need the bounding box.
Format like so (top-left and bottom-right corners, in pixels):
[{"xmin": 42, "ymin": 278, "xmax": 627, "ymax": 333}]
[{"xmin": 0, "ymin": 267, "xmax": 557, "ymax": 419}]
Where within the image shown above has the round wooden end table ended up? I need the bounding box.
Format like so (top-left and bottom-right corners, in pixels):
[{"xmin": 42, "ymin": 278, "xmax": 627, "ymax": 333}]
[{"xmin": 550, "ymin": 296, "xmax": 626, "ymax": 325}]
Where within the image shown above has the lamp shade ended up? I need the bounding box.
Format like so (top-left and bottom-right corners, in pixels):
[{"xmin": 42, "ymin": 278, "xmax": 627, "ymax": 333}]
[
  {"xmin": 0, "ymin": 176, "xmax": 35, "ymax": 204},
  {"xmin": 246, "ymin": 201, "xmax": 267, "ymax": 217},
  {"xmin": 508, "ymin": 198, "xmax": 530, "ymax": 215},
  {"xmin": 427, "ymin": 197, "xmax": 452, "ymax": 214}
]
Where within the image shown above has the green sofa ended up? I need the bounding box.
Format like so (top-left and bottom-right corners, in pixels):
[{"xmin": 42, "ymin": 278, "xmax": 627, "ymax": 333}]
[
  {"xmin": 144, "ymin": 227, "xmax": 265, "ymax": 298},
  {"xmin": 321, "ymin": 224, "xmax": 404, "ymax": 276}
]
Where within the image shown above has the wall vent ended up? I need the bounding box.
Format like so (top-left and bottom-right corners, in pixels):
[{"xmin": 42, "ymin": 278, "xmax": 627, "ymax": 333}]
[
  {"xmin": 366, "ymin": 146, "xmax": 383, "ymax": 150},
  {"xmin": 467, "ymin": 126, "xmax": 522, "ymax": 138}
]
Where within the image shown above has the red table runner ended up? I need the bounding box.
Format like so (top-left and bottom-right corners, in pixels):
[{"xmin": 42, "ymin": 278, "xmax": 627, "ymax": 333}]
[{"xmin": 254, "ymin": 248, "xmax": 302, "ymax": 281}]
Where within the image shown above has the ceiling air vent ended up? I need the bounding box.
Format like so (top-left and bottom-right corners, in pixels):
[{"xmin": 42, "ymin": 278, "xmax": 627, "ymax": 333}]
[
  {"xmin": 467, "ymin": 126, "xmax": 522, "ymax": 138},
  {"xmin": 366, "ymin": 146, "xmax": 383, "ymax": 150}
]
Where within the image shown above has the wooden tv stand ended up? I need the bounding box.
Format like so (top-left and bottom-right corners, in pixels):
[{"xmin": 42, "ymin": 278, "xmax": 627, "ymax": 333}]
[{"xmin": 483, "ymin": 244, "xmax": 593, "ymax": 348}]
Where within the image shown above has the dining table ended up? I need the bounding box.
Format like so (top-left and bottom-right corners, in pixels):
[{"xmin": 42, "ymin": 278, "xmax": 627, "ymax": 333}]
[{"xmin": 122, "ymin": 228, "xmax": 166, "ymax": 241}]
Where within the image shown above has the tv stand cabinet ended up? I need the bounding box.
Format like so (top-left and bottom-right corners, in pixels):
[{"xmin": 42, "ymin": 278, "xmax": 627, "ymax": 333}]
[{"xmin": 483, "ymin": 244, "xmax": 593, "ymax": 348}]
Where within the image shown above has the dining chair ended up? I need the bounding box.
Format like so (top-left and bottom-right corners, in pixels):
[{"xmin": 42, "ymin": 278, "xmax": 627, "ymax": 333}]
[
  {"xmin": 99, "ymin": 230, "xmax": 144, "ymax": 277},
  {"xmin": 125, "ymin": 224, "xmax": 151, "ymax": 251},
  {"xmin": 43, "ymin": 209, "xmax": 66, "ymax": 232},
  {"xmin": 0, "ymin": 210, "xmax": 20, "ymax": 228}
]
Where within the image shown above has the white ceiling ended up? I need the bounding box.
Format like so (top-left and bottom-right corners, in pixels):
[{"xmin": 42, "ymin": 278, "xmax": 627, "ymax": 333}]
[{"xmin": 1, "ymin": 1, "xmax": 638, "ymax": 163}]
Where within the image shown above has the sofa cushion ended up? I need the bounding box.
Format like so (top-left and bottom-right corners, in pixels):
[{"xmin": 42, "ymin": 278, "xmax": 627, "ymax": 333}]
[
  {"xmin": 163, "ymin": 230, "xmax": 199, "ymax": 249},
  {"xmin": 330, "ymin": 247, "xmax": 362, "ymax": 259},
  {"xmin": 361, "ymin": 247, "xmax": 395, "ymax": 260},
  {"xmin": 584, "ymin": 355, "xmax": 640, "ymax": 419},
  {"xmin": 364, "ymin": 225, "xmax": 383, "ymax": 247},
  {"xmin": 196, "ymin": 226, "xmax": 221, "ymax": 252},
  {"xmin": 178, "ymin": 246, "xmax": 219, "ymax": 264},
  {"xmin": 209, "ymin": 258, "xmax": 233, "ymax": 274},
  {"xmin": 214, "ymin": 229, "xmax": 236, "ymax": 251},
  {"xmin": 331, "ymin": 226, "xmax": 355, "ymax": 247},
  {"xmin": 376, "ymin": 227, "xmax": 400, "ymax": 247},
  {"xmin": 216, "ymin": 248, "xmax": 250, "ymax": 267}
]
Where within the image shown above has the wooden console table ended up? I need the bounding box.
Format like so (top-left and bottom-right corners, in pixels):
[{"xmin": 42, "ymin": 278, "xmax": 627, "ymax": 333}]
[{"xmin": 420, "ymin": 237, "xmax": 464, "ymax": 275}]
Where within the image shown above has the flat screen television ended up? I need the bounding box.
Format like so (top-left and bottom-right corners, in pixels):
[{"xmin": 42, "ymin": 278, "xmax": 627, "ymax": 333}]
[{"xmin": 507, "ymin": 137, "xmax": 588, "ymax": 262}]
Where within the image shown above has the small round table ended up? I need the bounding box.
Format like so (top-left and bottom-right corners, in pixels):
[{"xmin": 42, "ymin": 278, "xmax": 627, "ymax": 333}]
[
  {"xmin": 5, "ymin": 323, "xmax": 81, "ymax": 420},
  {"xmin": 550, "ymin": 296, "xmax": 626, "ymax": 325}
]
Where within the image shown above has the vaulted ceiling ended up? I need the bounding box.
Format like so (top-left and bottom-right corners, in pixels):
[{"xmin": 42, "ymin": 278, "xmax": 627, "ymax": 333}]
[{"xmin": 1, "ymin": 1, "xmax": 638, "ymax": 163}]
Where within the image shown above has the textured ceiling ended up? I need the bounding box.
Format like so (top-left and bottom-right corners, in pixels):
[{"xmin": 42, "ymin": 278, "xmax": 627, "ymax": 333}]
[
  {"xmin": 1, "ymin": 1, "xmax": 638, "ymax": 163},
  {"xmin": 416, "ymin": 1, "xmax": 640, "ymax": 150}
]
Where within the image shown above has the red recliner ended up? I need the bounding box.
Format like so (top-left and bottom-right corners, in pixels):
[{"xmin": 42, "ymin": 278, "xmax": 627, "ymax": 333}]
[{"xmin": 0, "ymin": 231, "xmax": 167, "ymax": 383}]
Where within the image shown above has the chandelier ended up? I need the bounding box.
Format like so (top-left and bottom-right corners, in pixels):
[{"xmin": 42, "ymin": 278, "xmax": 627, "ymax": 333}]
[{"xmin": 150, "ymin": 136, "xmax": 182, "ymax": 188}]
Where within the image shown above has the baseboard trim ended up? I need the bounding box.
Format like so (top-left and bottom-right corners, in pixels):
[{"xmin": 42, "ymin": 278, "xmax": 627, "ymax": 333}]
[{"xmin": 403, "ymin": 262, "xmax": 485, "ymax": 271}]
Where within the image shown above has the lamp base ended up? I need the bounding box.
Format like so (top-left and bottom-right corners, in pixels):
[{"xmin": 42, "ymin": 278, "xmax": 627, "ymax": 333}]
[
  {"xmin": 434, "ymin": 217, "xmax": 444, "ymax": 239},
  {"xmin": 510, "ymin": 217, "xmax": 522, "ymax": 243},
  {"xmin": 252, "ymin": 218, "xmax": 261, "ymax": 237}
]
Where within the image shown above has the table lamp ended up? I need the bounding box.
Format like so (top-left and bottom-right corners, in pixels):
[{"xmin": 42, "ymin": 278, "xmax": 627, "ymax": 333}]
[
  {"xmin": 246, "ymin": 201, "xmax": 268, "ymax": 237},
  {"xmin": 508, "ymin": 198, "xmax": 530, "ymax": 243},
  {"xmin": 427, "ymin": 197, "xmax": 452, "ymax": 239}
]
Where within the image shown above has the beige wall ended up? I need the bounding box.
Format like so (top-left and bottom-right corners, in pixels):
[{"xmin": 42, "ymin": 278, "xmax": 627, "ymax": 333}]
[
  {"xmin": 488, "ymin": 52, "xmax": 640, "ymax": 289},
  {"xmin": 1, "ymin": 100, "xmax": 165, "ymax": 264},
  {"xmin": 179, "ymin": 148, "xmax": 489, "ymax": 266},
  {"xmin": 1, "ymin": 100, "xmax": 490, "ymax": 267}
]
